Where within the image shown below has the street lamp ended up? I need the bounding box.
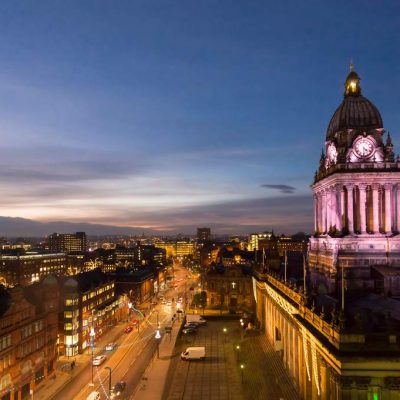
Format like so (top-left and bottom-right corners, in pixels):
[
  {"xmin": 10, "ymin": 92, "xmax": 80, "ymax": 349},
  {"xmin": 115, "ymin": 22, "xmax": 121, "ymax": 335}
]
[
  {"xmin": 128, "ymin": 301, "xmax": 132, "ymax": 318},
  {"xmin": 89, "ymin": 325, "xmax": 95, "ymax": 386},
  {"xmin": 236, "ymin": 344, "xmax": 241, "ymax": 362},
  {"xmin": 155, "ymin": 329, "xmax": 161, "ymax": 359},
  {"xmin": 223, "ymin": 327, "xmax": 227, "ymax": 344},
  {"xmin": 240, "ymin": 364, "xmax": 244, "ymax": 384},
  {"xmin": 105, "ymin": 367, "xmax": 112, "ymax": 398},
  {"xmin": 240, "ymin": 321, "xmax": 244, "ymax": 340}
]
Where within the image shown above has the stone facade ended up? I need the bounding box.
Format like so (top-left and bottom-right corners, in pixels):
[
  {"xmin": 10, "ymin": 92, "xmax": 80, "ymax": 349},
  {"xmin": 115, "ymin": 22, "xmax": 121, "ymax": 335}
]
[
  {"xmin": 205, "ymin": 265, "xmax": 254, "ymax": 312},
  {"xmin": 0, "ymin": 283, "xmax": 58, "ymax": 400},
  {"xmin": 254, "ymin": 68, "xmax": 400, "ymax": 400}
]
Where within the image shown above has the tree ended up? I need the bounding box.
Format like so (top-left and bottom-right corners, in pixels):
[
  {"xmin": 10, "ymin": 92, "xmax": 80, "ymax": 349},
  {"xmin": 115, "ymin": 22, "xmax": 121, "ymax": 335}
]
[{"xmin": 192, "ymin": 291, "xmax": 207, "ymax": 313}]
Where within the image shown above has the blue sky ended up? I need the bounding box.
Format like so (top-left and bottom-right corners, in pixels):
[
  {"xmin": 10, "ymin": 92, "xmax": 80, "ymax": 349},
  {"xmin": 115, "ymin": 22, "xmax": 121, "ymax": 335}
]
[{"xmin": 0, "ymin": 0, "xmax": 399, "ymax": 234}]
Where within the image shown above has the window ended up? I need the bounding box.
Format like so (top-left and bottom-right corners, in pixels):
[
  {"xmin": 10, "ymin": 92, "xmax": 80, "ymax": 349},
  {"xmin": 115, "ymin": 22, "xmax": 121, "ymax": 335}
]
[
  {"xmin": 34, "ymin": 320, "xmax": 43, "ymax": 333},
  {"xmin": 64, "ymin": 323, "xmax": 72, "ymax": 331},
  {"xmin": 21, "ymin": 325, "xmax": 32, "ymax": 339},
  {"xmin": 0, "ymin": 353, "xmax": 12, "ymax": 372}
]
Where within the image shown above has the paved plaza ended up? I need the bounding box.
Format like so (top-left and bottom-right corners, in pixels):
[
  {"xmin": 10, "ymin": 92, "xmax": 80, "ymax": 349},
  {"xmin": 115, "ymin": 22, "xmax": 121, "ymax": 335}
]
[{"xmin": 164, "ymin": 319, "xmax": 299, "ymax": 400}]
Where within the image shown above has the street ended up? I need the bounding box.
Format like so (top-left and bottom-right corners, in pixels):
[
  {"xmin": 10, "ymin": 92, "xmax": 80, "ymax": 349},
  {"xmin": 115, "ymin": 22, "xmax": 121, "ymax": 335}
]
[{"xmin": 41, "ymin": 263, "xmax": 196, "ymax": 400}]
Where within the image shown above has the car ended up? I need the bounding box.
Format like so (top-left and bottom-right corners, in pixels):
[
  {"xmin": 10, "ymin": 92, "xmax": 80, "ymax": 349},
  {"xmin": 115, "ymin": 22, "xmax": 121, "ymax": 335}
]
[
  {"xmin": 105, "ymin": 342, "xmax": 116, "ymax": 351},
  {"xmin": 183, "ymin": 322, "xmax": 199, "ymax": 329},
  {"xmin": 92, "ymin": 355, "xmax": 107, "ymax": 366},
  {"xmin": 86, "ymin": 391, "xmax": 101, "ymax": 400},
  {"xmin": 111, "ymin": 381, "xmax": 126, "ymax": 398},
  {"xmin": 177, "ymin": 309, "xmax": 183, "ymax": 314},
  {"xmin": 151, "ymin": 301, "xmax": 158, "ymax": 306},
  {"xmin": 182, "ymin": 327, "xmax": 197, "ymax": 335},
  {"xmin": 124, "ymin": 326, "xmax": 133, "ymax": 333},
  {"xmin": 166, "ymin": 301, "xmax": 172, "ymax": 306},
  {"xmin": 161, "ymin": 299, "xmax": 167, "ymax": 305}
]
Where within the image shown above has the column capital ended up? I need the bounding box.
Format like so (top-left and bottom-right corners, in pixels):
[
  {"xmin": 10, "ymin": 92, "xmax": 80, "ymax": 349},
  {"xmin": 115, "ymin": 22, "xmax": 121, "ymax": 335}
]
[
  {"xmin": 345, "ymin": 183, "xmax": 355, "ymax": 189},
  {"xmin": 371, "ymin": 183, "xmax": 381, "ymax": 190},
  {"xmin": 358, "ymin": 183, "xmax": 367, "ymax": 190},
  {"xmin": 384, "ymin": 183, "xmax": 393, "ymax": 190}
]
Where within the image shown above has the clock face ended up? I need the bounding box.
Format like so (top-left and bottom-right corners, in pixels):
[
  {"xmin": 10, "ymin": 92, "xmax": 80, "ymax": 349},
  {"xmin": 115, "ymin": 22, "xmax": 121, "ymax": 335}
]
[{"xmin": 354, "ymin": 138, "xmax": 374, "ymax": 158}]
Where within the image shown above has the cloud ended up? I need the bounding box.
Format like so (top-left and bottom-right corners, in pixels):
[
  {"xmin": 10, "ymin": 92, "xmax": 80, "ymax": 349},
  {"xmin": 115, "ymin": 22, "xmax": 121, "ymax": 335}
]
[
  {"xmin": 70, "ymin": 194, "xmax": 314, "ymax": 235},
  {"xmin": 261, "ymin": 184, "xmax": 296, "ymax": 194}
]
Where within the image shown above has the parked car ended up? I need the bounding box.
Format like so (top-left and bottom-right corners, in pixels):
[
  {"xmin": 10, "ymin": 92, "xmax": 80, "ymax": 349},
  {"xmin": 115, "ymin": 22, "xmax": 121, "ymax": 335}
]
[
  {"xmin": 111, "ymin": 381, "xmax": 126, "ymax": 398},
  {"xmin": 92, "ymin": 355, "xmax": 107, "ymax": 366},
  {"xmin": 183, "ymin": 321, "xmax": 199, "ymax": 328},
  {"xmin": 105, "ymin": 342, "xmax": 116, "ymax": 351},
  {"xmin": 124, "ymin": 326, "xmax": 133, "ymax": 333},
  {"xmin": 182, "ymin": 327, "xmax": 197, "ymax": 335}
]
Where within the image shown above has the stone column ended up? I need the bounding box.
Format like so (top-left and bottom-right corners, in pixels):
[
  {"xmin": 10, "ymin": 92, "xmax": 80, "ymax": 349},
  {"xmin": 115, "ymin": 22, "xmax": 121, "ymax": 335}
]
[
  {"xmin": 397, "ymin": 186, "xmax": 400, "ymax": 233},
  {"xmin": 326, "ymin": 188, "xmax": 331, "ymax": 233},
  {"xmin": 313, "ymin": 194, "xmax": 317, "ymax": 233},
  {"xmin": 385, "ymin": 184, "xmax": 393, "ymax": 233},
  {"xmin": 331, "ymin": 186, "xmax": 338, "ymax": 231},
  {"xmin": 359, "ymin": 184, "xmax": 367, "ymax": 234},
  {"xmin": 340, "ymin": 186, "xmax": 345, "ymax": 232},
  {"xmin": 319, "ymin": 193, "xmax": 323, "ymax": 233},
  {"xmin": 372, "ymin": 184, "xmax": 380, "ymax": 234},
  {"xmin": 347, "ymin": 185, "xmax": 354, "ymax": 234},
  {"xmin": 322, "ymin": 190, "xmax": 327, "ymax": 234},
  {"xmin": 320, "ymin": 360, "xmax": 329, "ymax": 400}
]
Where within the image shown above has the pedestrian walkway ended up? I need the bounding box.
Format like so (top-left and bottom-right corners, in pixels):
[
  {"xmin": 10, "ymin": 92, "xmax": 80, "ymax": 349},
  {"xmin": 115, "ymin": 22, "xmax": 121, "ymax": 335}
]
[
  {"xmin": 238, "ymin": 331, "xmax": 299, "ymax": 400},
  {"xmin": 132, "ymin": 321, "xmax": 181, "ymax": 400},
  {"xmin": 163, "ymin": 320, "xmax": 300, "ymax": 400}
]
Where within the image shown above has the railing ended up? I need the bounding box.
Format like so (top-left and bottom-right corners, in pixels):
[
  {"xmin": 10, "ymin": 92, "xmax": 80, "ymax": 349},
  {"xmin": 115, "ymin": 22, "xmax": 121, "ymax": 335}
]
[{"xmin": 315, "ymin": 161, "xmax": 400, "ymax": 182}]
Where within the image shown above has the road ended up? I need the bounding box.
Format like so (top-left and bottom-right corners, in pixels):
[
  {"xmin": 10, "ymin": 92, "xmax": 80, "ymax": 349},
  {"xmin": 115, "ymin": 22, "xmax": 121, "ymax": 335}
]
[{"xmin": 50, "ymin": 263, "xmax": 195, "ymax": 400}]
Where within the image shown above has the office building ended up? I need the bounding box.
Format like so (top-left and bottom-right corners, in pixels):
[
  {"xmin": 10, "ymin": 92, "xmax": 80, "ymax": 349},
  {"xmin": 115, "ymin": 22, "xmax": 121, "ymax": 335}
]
[{"xmin": 47, "ymin": 232, "xmax": 87, "ymax": 253}]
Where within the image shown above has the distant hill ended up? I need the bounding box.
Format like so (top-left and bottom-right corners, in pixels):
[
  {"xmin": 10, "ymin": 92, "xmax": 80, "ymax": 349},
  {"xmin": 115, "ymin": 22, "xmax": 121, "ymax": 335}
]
[{"xmin": 0, "ymin": 216, "xmax": 157, "ymax": 238}]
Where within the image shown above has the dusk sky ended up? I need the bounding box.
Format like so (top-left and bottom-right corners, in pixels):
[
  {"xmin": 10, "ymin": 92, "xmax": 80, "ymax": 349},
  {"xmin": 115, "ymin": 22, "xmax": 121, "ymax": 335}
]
[{"xmin": 0, "ymin": 1, "xmax": 399, "ymax": 234}]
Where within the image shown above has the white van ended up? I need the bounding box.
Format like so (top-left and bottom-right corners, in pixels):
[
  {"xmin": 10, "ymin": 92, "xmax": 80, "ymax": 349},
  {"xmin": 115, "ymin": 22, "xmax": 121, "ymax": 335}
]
[
  {"xmin": 186, "ymin": 315, "xmax": 206, "ymax": 324},
  {"xmin": 86, "ymin": 391, "xmax": 100, "ymax": 400},
  {"xmin": 181, "ymin": 347, "xmax": 205, "ymax": 360}
]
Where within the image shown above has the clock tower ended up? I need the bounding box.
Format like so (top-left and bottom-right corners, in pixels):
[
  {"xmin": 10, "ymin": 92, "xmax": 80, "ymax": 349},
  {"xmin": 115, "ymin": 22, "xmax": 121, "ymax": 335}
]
[{"xmin": 309, "ymin": 66, "xmax": 400, "ymax": 295}]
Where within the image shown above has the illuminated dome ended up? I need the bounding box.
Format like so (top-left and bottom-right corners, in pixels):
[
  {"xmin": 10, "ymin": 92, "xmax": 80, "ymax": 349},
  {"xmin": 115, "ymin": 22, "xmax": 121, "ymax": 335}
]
[{"xmin": 326, "ymin": 67, "xmax": 383, "ymax": 139}]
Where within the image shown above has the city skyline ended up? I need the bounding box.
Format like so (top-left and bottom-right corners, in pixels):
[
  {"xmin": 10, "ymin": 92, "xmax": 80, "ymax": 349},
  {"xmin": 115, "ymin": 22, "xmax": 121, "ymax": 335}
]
[{"xmin": 0, "ymin": 1, "xmax": 399, "ymax": 234}]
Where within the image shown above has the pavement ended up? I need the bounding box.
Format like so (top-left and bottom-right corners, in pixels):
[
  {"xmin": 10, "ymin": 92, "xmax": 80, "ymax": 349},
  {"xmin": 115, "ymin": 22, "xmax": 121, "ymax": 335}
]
[
  {"xmin": 131, "ymin": 317, "xmax": 182, "ymax": 400},
  {"xmin": 163, "ymin": 319, "xmax": 300, "ymax": 400}
]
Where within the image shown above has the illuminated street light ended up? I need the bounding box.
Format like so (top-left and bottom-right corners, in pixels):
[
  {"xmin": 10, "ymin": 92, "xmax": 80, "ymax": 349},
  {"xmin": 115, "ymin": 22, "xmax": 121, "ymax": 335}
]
[
  {"xmin": 223, "ymin": 327, "xmax": 227, "ymax": 344},
  {"xmin": 240, "ymin": 364, "xmax": 244, "ymax": 384},
  {"xmin": 236, "ymin": 344, "xmax": 241, "ymax": 362},
  {"xmin": 89, "ymin": 310, "xmax": 96, "ymax": 386},
  {"xmin": 155, "ymin": 329, "xmax": 162, "ymax": 359}
]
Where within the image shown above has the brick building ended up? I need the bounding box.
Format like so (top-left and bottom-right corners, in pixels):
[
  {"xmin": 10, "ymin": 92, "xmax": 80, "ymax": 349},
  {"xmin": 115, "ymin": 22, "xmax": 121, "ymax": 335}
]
[{"xmin": 0, "ymin": 279, "xmax": 58, "ymax": 400}]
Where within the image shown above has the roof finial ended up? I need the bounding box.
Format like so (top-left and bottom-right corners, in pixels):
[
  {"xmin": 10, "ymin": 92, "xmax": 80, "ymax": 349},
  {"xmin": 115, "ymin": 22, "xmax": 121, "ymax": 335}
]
[{"xmin": 349, "ymin": 60, "xmax": 354, "ymax": 72}]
